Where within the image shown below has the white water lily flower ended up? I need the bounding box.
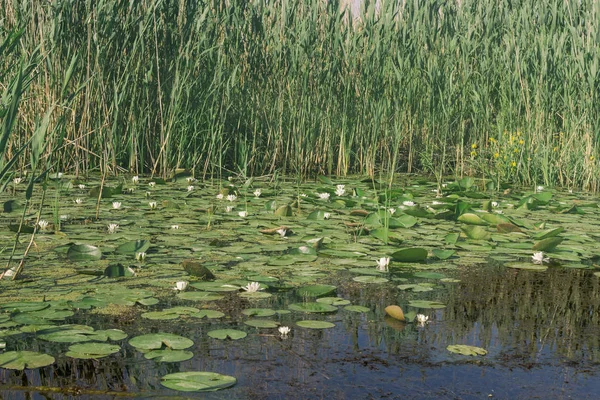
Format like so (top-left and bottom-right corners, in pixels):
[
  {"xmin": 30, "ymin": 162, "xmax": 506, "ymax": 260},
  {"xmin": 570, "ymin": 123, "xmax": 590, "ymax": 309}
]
[
  {"xmin": 532, "ymin": 252, "xmax": 550, "ymax": 265},
  {"xmin": 186, "ymin": 177, "xmax": 196, "ymax": 183},
  {"xmin": 132, "ymin": 176, "xmax": 139, "ymax": 184},
  {"xmin": 388, "ymin": 208, "xmax": 396, "ymax": 215},
  {"xmin": 491, "ymin": 201, "xmax": 499, "ymax": 207},
  {"xmin": 225, "ymin": 206, "xmax": 234, "ymax": 212},
  {"xmin": 174, "ymin": 281, "xmax": 188, "ymax": 291},
  {"xmin": 441, "ymin": 183, "xmax": 448, "ymax": 188},
  {"xmin": 279, "ymin": 326, "xmax": 291, "ymax": 337},
  {"xmin": 432, "ymin": 201, "xmax": 443, "ymax": 206},
  {"xmin": 318, "ymin": 192, "xmax": 330, "ymax": 200},
  {"xmin": 402, "ymin": 201, "xmax": 415, "ymax": 207},
  {"xmin": 78, "ymin": 184, "xmax": 86, "ymax": 190},
  {"xmin": 323, "ymin": 212, "xmax": 331, "ymax": 220},
  {"xmin": 238, "ymin": 211, "xmax": 248, "ymax": 217},
  {"xmin": 38, "ymin": 220, "xmax": 49, "ymax": 230},
  {"xmin": 148, "ymin": 181, "xmax": 156, "ymax": 188},
  {"xmin": 416, "ymin": 314, "xmax": 429, "ymax": 324},
  {"xmin": 171, "ymin": 224, "xmax": 180, "ymax": 230},
  {"xmin": 536, "ymin": 185, "xmax": 544, "ymax": 192},
  {"xmin": 242, "ymin": 282, "xmax": 263, "ymax": 293},
  {"xmin": 276, "ymin": 228, "xmax": 287, "ymax": 238},
  {"xmin": 107, "ymin": 223, "xmax": 119, "ymax": 234},
  {"xmin": 148, "ymin": 201, "xmax": 157, "ymax": 210},
  {"xmin": 127, "ymin": 188, "xmax": 135, "ymax": 194},
  {"xmin": 60, "ymin": 214, "xmax": 69, "ymax": 220},
  {"xmin": 112, "ymin": 201, "xmax": 122, "ymax": 209},
  {"xmin": 226, "ymin": 194, "xmax": 237, "ymax": 202},
  {"xmin": 253, "ymin": 189, "xmax": 262, "ymax": 197},
  {"xmin": 75, "ymin": 198, "xmax": 83, "ymax": 205},
  {"xmin": 13, "ymin": 177, "xmax": 22, "ymax": 185},
  {"xmin": 300, "ymin": 193, "xmax": 307, "ymax": 197},
  {"xmin": 216, "ymin": 193, "xmax": 224, "ymax": 200},
  {"xmin": 376, "ymin": 257, "xmax": 390, "ymax": 272},
  {"xmin": 136, "ymin": 252, "xmax": 146, "ymax": 262},
  {"xmin": 335, "ymin": 185, "xmax": 346, "ymax": 196},
  {"xmin": 187, "ymin": 185, "xmax": 194, "ymax": 192},
  {"xmin": 56, "ymin": 172, "xmax": 63, "ymax": 179}
]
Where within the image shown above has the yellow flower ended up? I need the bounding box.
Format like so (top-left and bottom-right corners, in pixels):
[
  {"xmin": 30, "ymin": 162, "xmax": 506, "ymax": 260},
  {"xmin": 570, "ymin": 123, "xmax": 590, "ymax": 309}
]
[
  {"xmin": 591, "ymin": 155, "xmax": 596, "ymax": 161},
  {"xmin": 516, "ymin": 130, "xmax": 521, "ymax": 136},
  {"xmin": 513, "ymin": 148, "xmax": 519, "ymax": 153},
  {"xmin": 470, "ymin": 150, "xmax": 477, "ymax": 157},
  {"xmin": 511, "ymin": 161, "xmax": 517, "ymax": 167},
  {"xmin": 553, "ymin": 147, "xmax": 558, "ymax": 152},
  {"xmin": 494, "ymin": 152, "xmax": 499, "ymax": 158},
  {"xmin": 471, "ymin": 143, "xmax": 477, "ymax": 149},
  {"xmin": 489, "ymin": 138, "xmax": 496, "ymax": 143},
  {"xmin": 518, "ymin": 139, "xmax": 524, "ymax": 145}
]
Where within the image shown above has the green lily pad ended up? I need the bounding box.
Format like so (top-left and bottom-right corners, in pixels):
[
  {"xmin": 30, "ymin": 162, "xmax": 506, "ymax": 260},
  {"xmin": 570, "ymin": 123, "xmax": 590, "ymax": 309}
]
[
  {"xmin": 115, "ymin": 240, "xmax": 150, "ymax": 255},
  {"xmin": 144, "ymin": 349, "xmax": 194, "ymax": 363},
  {"xmin": 66, "ymin": 343, "xmax": 121, "ymax": 359},
  {"xmin": 207, "ymin": 329, "xmax": 247, "ymax": 340},
  {"xmin": 391, "ymin": 248, "xmax": 427, "ymax": 262},
  {"xmin": 532, "ymin": 237, "xmax": 563, "ymax": 252},
  {"xmin": 447, "ymin": 345, "xmax": 487, "ymax": 356},
  {"xmin": 296, "ymin": 320, "xmax": 335, "ymax": 329},
  {"xmin": 129, "ymin": 333, "xmax": 194, "ymax": 350},
  {"xmin": 461, "ymin": 226, "xmax": 491, "ymax": 240},
  {"xmin": 177, "ymin": 292, "xmax": 224, "ymax": 301},
  {"xmin": 103, "ymin": 264, "xmax": 136, "ymax": 278},
  {"xmin": 0, "ymin": 351, "xmax": 55, "ymax": 370},
  {"xmin": 316, "ymin": 297, "xmax": 351, "ymax": 306},
  {"xmin": 458, "ymin": 213, "xmax": 488, "ymax": 225},
  {"xmin": 190, "ymin": 310, "xmax": 225, "ymax": 319},
  {"xmin": 352, "ymin": 276, "xmax": 389, "ymax": 284},
  {"xmin": 67, "ymin": 244, "xmax": 102, "ymax": 261},
  {"xmin": 408, "ymin": 300, "xmax": 446, "ymax": 309},
  {"xmin": 297, "ymin": 285, "xmax": 337, "ymax": 298},
  {"xmin": 289, "ymin": 303, "xmax": 338, "ymax": 313},
  {"xmin": 161, "ymin": 372, "xmax": 236, "ymax": 392},
  {"xmin": 344, "ymin": 305, "xmax": 370, "ymax": 313},
  {"xmin": 432, "ymin": 249, "xmax": 455, "ymax": 260},
  {"xmin": 506, "ymin": 263, "xmax": 548, "ymax": 271},
  {"xmin": 0, "ymin": 302, "xmax": 50, "ymax": 313},
  {"xmin": 244, "ymin": 319, "xmax": 279, "ymax": 328}
]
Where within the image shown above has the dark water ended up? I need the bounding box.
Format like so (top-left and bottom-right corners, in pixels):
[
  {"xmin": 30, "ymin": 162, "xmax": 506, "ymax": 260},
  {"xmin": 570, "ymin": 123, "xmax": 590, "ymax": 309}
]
[{"xmin": 2, "ymin": 265, "xmax": 600, "ymax": 399}]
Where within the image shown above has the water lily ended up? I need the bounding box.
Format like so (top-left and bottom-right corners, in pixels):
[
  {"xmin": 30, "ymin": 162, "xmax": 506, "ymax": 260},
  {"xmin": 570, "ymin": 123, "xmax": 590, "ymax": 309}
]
[
  {"xmin": 388, "ymin": 208, "xmax": 396, "ymax": 214},
  {"xmin": 225, "ymin": 206, "xmax": 234, "ymax": 212},
  {"xmin": 318, "ymin": 192, "xmax": 330, "ymax": 200},
  {"xmin": 13, "ymin": 177, "xmax": 21, "ymax": 185},
  {"xmin": 278, "ymin": 326, "xmax": 291, "ymax": 338},
  {"xmin": 148, "ymin": 201, "xmax": 157, "ymax": 210},
  {"xmin": 491, "ymin": 201, "xmax": 499, "ymax": 207},
  {"xmin": 254, "ymin": 189, "xmax": 262, "ymax": 197},
  {"xmin": 431, "ymin": 201, "xmax": 443, "ymax": 206},
  {"xmin": 148, "ymin": 181, "xmax": 156, "ymax": 188},
  {"xmin": 75, "ymin": 198, "xmax": 83, "ymax": 205},
  {"xmin": 276, "ymin": 228, "xmax": 287, "ymax": 238},
  {"xmin": 238, "ymin": 211, "xmax": 248, "ymax": 217},
  {"xmin": 56, "ymin": 172, "xmax": 63, "ymax": 179},
  {"xmin": 402, "ymin": 201, "xmax": 415, "ymax": 207},
  {"xmin": 186, "ymin": 177, "xmax": 195, "ymax": 183},
  {"xmin": 174, "ymin": 281, "xmax": 188, "ymax": 291},
  {"xmin": 532, "ymin": 251, "xmax": 549, "ymax": 265},
  {"xmin": 38, "ymin": 220, "xmax": 49, "ymax": 230},
  {"xmin": 136, "ymin": 252, "xmax": 146, "ymax": 262},
  {"xmin": 216, "ymin": 193, "xmax": 224, "ymax": 200},
  {"xmin": 78, "ymin": 184, "xmax": 86, "ymax": 190},
  {"xmin": 187, "ymin": 185, "xmax": 194, "ymax": 192},
  {"xmin": 416, "ymin": 314, "xmax": 429, "ymax": 325},
  {"xmin": 335, "ymin": 185, "xmax": 346, "ymax": 196},
  {"xmin": 107, "ymin": 223, "xmax": 119, "ymax": 234},
  {"xmin": 132, "ymin": 176, "xmax": 139, "ymax": 184},
  {"xmin": 226, "ymin": 194, "xmax": 237, "ymax": 202},
  {"xmin": 242, "ymin": 282, "xmax": 263, "ymax": 292},
  {"xmin": 112, "ymin": 201, "xmax": 122, "ymax": 209},
  {"xmin": 171, "ymin": 224, "xmax": 180, "ymax": 230},
  {"xmin": 376, "ymin": 257, "xmax": 390, "ymax": 272},
  {"xmin": 323, "ymin": 212, "xmax": 331, "ymax": 220},
  {"xmin": 536, "ymin": 185, "xmax": 544, "ymax": 192},
  {"xmin": 300, "ymin": 193, "xmax": 307, "ymax": 197}
]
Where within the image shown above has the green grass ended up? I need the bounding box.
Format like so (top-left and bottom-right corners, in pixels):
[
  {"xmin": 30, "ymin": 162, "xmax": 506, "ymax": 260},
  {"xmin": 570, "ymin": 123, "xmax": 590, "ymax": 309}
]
[{"xmin": 0, "ymin": 0, "xmax": 598, "ymax": 189}]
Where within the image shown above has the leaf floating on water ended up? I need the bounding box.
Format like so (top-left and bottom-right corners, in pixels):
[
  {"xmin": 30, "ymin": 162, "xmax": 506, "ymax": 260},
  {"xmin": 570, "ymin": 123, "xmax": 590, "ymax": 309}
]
[
  {"xmin": 391, "ymin": 248, "xmax": 427, "ymax": 262},
  {"xmin": 129, "ymin": 333, "xmax": 194, "ymax": 350},
  {"xmin": 66, "ymin": 343, "xmax": 121, "ymax": 359},
  {"xmin": 297, "ymin": 285, "xmax": 337, "ymax": 298},
  {"xmin": 447, "ymin": 345, "xmax": 487, "ymax": 356},
  {"xmin": 532, "ymin": 237, "xmax": 563, "ymax": 252},
  {"xmin": 384, "ymin": 305, "xmax": 405, "ymax": 321},
  {"xmin": 408, "ymin": 300, "xmax": 446, "ymax": 309},
  {"xmin": 207, "ymin": 329, "xmax": 247, "ymax": 340},
  {"xmin": 0, "ymin": 351, "xmax": 55, "ymax": 370},
  {"xmin": 288, "ymin": 302, "xmax": 338, "ymax": 313},
  {"xmin": 67, "ymin": 244, "xmax": 102, "ymax": 261},
  {"xmin": 161, "ymin": 372, "xmax": 236, "ymax": 392},
  {"xmin": 144, "ymin": 349, "xmax": 194, "ymax": 363},
  {"xmin": 296, "ymin": 320, "xmax": 335, "ymax": 329}
]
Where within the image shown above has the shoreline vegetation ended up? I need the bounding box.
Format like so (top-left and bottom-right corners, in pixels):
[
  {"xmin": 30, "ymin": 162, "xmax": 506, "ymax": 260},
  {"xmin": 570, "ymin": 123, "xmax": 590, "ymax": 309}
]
[{"xmin": 1, "ymin": 0, "xmax": 599, "ymax": 189}]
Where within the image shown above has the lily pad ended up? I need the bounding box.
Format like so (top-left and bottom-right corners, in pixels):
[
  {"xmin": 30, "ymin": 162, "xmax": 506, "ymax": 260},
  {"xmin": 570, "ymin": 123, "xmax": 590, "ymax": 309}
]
[
  {"xmin": 297, "ymin": 285, "xmax": 337, "ymax": 298},
  {"xmin": 144, "ymin": 349, "xmax": 194, "ymax": 363},
  {"xmin": 532, "ymin": 237, "xmax": 563, "ymax": 252},
  {"xmin": 391, "ymin": 248, "xmax": 427, "ymax": 262},
  {"xmin": 432, "ymin": 249, "xmax": 455, "ymax": 260},
  {"xmin": 0, "ymin": 351, "xmax": 55, "ymax": 370},
  {"xmin": 66, "ymin": 343, "xmax": 121, "ymax": 359},
  {"xmin": 344, "ymin": 305, "xmax": 370, "ymax": 313},
  {"xmin": 177, "ymin": 292, "xmax": 224, "ymax": 301},
  {"xmin": 241, "ymin": 308, "xmax": 276, "ymax": 317},
  {"xmin": 207, "ymin": 329, "xmax": 247, "ymax": 340},
  {"xmin": 161, "ymin": 372, "xmax": 236, "ymax": 392},
  {"xmin": 316, "ymin": 297, "xmax": 351, "ymax": 306},
  {"xmin": 288, "ymin": 303, "xmax": 338, "ymax": 313},
  {"xmin": 447, "ymin": 345, "xmax": 487, "ymax": 356},
  {"xmin": 352, "ymin": 276, "xmax": 389, "ymax": 284},
  {"xmin": 67, "ymin": 244, "xmax": 102, "ymax": 261},
  {"xmin": 408, "ymin": 300, "xmax": 446, "ymax": 309},
  {"xmin": 115, "ymin": 240, "xmax": 150, "ymax": 254},
  {"xmin": 129, "ymin": 333, "xmax": 194, "ymax": 350},
  {"xmin": 296, "ymin": 320, "xmax": 335, "ymax": 329},
  {"xmin": 244, "ymin": 319, "xmax": 279, "ymax": 328}
]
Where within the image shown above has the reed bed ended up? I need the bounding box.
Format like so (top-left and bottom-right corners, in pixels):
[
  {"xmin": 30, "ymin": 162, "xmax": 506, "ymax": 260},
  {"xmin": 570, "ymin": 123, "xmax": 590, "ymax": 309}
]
[{"xmin": 1, "ymin": 0, "xmax": 598, "ymax": 188}]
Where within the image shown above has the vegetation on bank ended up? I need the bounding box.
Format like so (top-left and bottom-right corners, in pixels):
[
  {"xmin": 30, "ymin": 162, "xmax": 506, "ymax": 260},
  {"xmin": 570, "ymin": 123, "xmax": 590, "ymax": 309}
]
[{"xmin": 1, "ymin": 0, "xmax": 599, "ymax": 188}]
